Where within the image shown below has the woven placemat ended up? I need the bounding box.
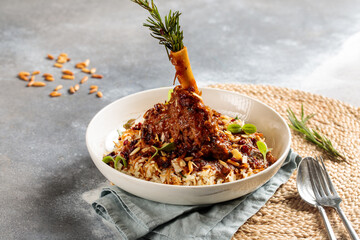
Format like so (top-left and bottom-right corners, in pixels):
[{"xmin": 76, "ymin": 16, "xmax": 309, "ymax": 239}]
[{"xmin": 209, "ymin": 84, "xmax": 360, "ymax": 240}]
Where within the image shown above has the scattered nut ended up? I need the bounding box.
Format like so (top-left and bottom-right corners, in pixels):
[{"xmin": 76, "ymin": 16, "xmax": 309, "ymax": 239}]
[
  {"xmin": 54, "ymin": 63, "xmax": 63, "ymax": 68},
  {"xmin": 32, "ymin": 71, "xmax": 40, "ymax": 75},
  {"xmin": 89, "ymin": 88, "xmax": 97, "ymax": 94},
  {"xmin": 30, "ymin": 76, "xmax": 35, "ymax": 82},
  {"xmin": 32, "ymin": 82, "xmax": 46, "ymax": 87},
  {"xmin": 89, "ymin": 85, "xmax": 98, "ymax": 90},
  {"xmin": 43, "ymin": 73, "xmax": 53, "ymax": 78},
  {"xmin": 27, "ymin": 80, "xmax": 34, "ymax": 87},
  {"xmin": 49, "ymin": 91, "xmax": 61, "ymax": 97},
  {"xmin": 69, "ymin": 86, "xmax": 75, "ymax": 94},
  {"xmin": 96, "ymin": 91, "xmax": 103, "ymax": 98},
  {"xmin": 91, "ymin": 74, "xmax": 103, "ymax": 79},
  {"xmin": 45, "ymin": 76, "xmax": 54, "ymax": 81},
  {"xmin": 62, "ymin": 75, "xmax": 75, "ymax": 80},
  {"xmin": 90, "ymin": 68, "xmax": 96, "ymax": 74},
  {"xmin": 75, "ymin": 62, "xmax": 86, "ymax": 69},
  {"xmin": 84, "ymin": 59, "xmax": 90, "ymax": 67},
  {"xmin": 19, "ymin": 72, "xmax": 30, "ymax": 77},
  {"xmin": 19, "ymin": 75, "xmax": 29, "ymax": 81},
  {"xmin": 82, "ymin": 68, "xmax": 91, "ymax": 74},
  {"xmin": 62, "ymin": 69, "xmax": 74, "ymax": 75},
  {"xmin": 57, "ymin": 57, "xmax": 67, "ymax": 64},
  {"xmin": 74, "ymin": 84, "xmax": 80, "ymax": 91},
  {"xmin": 59, "ymin": 53, "xmax": 68, "ymax": 57},
  {"xmin": 47, "ymin": 54, "xmax": 54, "ymax": 60},
  {"xmin": 80, "ymin": 76, "xmax": 88, "ymax": 84},
  {"xmin": 54, "ymin": 85, "xmax": 63, "ymax": 91}
]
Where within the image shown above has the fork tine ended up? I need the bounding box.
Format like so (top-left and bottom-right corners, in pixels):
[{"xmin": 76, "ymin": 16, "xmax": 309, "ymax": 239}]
[
  {"xmin": 319, "ymin": 156, "xmax": 338, "ymax": 195},
  {"xmin": 307, "ymin": 159, "xmax": 323, "ymax": 200},
  {"xmin": 314, "ymin": 157, "xmax": 332, "ymax": 196}
]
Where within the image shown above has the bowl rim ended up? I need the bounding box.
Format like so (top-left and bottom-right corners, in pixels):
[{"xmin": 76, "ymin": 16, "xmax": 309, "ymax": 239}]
[{"xmin": 86, "ymin": 86, "xmax": 292, "ymax": 189}]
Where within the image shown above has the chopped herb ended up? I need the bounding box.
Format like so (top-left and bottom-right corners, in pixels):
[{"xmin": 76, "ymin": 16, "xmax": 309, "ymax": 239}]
[
  {"xmin": 256, "ymin": 141, "xmax": 270, "ymax": 161},
  {"xmin": 102, "ymin": 156, "xmax": 114, "ymax": 164},
  {"xmin": 149, "ymin": 142, "xmax": 176, "ymax": 160},
  {"xmin": 227, "ymin": 123, "xmax": 242, "ymax": 134},
  {"xmin": 123, "ymin": 118, "xmax": 136, "ymax": 130},
  {"xmin": 242, "ymin": 124, "xmax": 257, "ymax": 134},
  {"xmin": 115, "ymin": 155, "xmax": 127, "ymax": 168},
  {"xmin": 167, "ymin": 89, "xmax": 173, "ymax": 102},
  {"xmin": 227, "ymin": 123, "xmax": 257, "ymax": 135},
  {"xmin": 234, "ymin": 115, "xmax": 239, "ymax": 120},
  {"xmin": 287, "ymin": 105, "xmax": 345, "ymax": 160},
  {"xmin": 117, "ymin": 129, "xmax": 122, "ymax": 137}
]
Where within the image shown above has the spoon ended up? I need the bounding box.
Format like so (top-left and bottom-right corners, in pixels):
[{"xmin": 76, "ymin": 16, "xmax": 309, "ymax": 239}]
[{"xmin": 297, "ymin": 157, "xmax": 336, "ymax": 240}]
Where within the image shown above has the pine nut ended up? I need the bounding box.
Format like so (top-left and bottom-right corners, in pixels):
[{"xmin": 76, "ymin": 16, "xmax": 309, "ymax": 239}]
[
  {"xmin": 43, "ymin": 73, "xmax": 53, "ymax": 78},
  {"xmin": 96, "ymin": 91, "xmax": 103, "ymax": 98},
  {"xmin": 91, "ymin": 74, "xmax": 103, "ymax": 79},
  {"xmin": 69, "ymin": 86, "xmax": 75, "ymax": 94},
  {"xmin": 89, "ymin": 85, "xmax": 98, "ymax": 90},
  {"xmin": 54, "ymin": 85, "xmax": 63, "ymax": 91},
  {"xmin": 62, "ymin": 75, "xmax": 74, "ymax": 80},
  {"xmin": 54, "ymin": 63, "xmax": 63, "ymax": 68},
  {"xmin": 75, "ymin": 62, "xmax": 85, "ymax": 69},
  {"xmin": 89, "ymin": 88, "xmax": 97, "ymax": 94},
  {"xmin": 82, "ymin": 68, "xmax": 91, "ymax": 73},
  {"xmin": 57, "ymin": 57, "xmax": 67, "ymax": 64},
  {"xmin": 45, "ymin": 76, "xmax": 54, "ymax": 81},
  {"xmin": 80, "ymin": 76, "xmax": 88, "ymax": 84},
  {"xmin": 32, "ymin": 71, "xmax": 40, "ymax": 75},
  {"xmin": 84, "ymin": 59, "xmax": 90, "ymax": 67},
  {"xmin": 90, "ymin": 68, "xmax": 96, "ymax": 74},
  {"xmin": 62, "ymin": 69, "xmax": 74, "ymax": 75},
  {"xmin": 32, "ymin": 82, "xmax": 46, "ymax": 87},
  {"xmin": 74, "ymin": 84, "xmax": 80, "ymax": 91},
  {"xmin": 59, "ymin": 53, "xmax": 68, "ymax": 57},
  {"xmin": 19, "ymin": 75, "xmax": 29, "ymax": 81},
  {"xmin": 49, "ymin": 91, "xmax": 61, "ymax": 97},
  {"xmin": 19, "ymin": 72, "xmax": 30, "ymax": 76},
  {"xmin": 47, "ymin": 54, "xmax": 54, "ymax": 60},
  {"xmin": 27, "ymin": 80, "xmax": 34, "ymax": 87}
]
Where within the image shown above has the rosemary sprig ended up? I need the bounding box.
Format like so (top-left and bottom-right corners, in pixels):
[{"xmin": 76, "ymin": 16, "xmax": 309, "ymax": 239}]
[
  {"xmin": 287, "ymin": 105, "xmax": 345, "ymax": 160},
  {"xmin": 131, "ymin": 0, "xmax": 184, "ymax": 58}
]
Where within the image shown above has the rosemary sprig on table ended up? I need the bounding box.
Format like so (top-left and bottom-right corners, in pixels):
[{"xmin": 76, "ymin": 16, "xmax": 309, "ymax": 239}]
[
  {"xmin": 287, "ymin": 105, "xmax": 345, "ymax": 160},
  {"xmin": 131, "ymin": 0, "xmax": 184, "ymax": 57}
]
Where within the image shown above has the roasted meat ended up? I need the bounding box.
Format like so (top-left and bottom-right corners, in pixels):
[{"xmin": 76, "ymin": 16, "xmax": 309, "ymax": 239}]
[{"xmin": 141, "ymin": 86, "xmax": 232, "ymax": 160}]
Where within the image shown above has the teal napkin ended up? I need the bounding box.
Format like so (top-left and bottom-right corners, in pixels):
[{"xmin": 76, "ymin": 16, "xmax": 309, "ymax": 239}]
[{"xmin": 92, "ymin": 149, "xmax": 300, "ymax": 240}]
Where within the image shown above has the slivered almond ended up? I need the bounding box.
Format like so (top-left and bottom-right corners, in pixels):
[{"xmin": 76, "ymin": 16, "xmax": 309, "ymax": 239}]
[
  {"xmin": 69, "ymin": 86, "xmax": 75, "ymax": 94},
  {"xmin": 227, "ymin": 159, "xmax": 240, "ymax": 167},
  {"xmin": 32, "ymin": 71, "xmax": 40, "ymax": 75},
  {"xmin": 84, "ymin": 59, "xmax": 90, "ymax": 67},
  {"xmin": 74, "ymin": 84, "xmax": 79, "ymax": 91},
  {"xmin": 75, "ymin": 62, "xmax": 85, "ymax": 69},
  {"xmin": 43, "ymin": 73, "xmax": 52, "ymax": 78},
  {"xmin": 96, "ymin": 91, "xmax": 103, "ymax": 98},
  {"xmin": 89, "ymin": 88, "xmax": 97, "ymax": 94},
  {"xmin": 47, "ymin": 54, "xmax": 54, "ymax": 60},
  {"xmin": 30, "ymin": 76, "xmax": 35, "ymax": 82},
  {"xmin": 82, "ymin": 68, "xmax": 91, "ymax": 73},
  {"xmin": 90, "ymin": 68, "xmax": 96, "ymax": 74},
  {"xmin": 62, "ymin": 69, "xmax": 74, "ymax": 75},
  {"xmin": 188, "ymin": 161, "xmax": 194, "ymax": 174},
  {"xmin": 19, "ymin": 72, "xmax": 30, "ymax": 77},
  {"xmin": 89, "ymin": 85, "xmax": 98, "ymax": 90},
  {"xmin": 54, "ymin": 85, "xmax": 63, "ymax": 91},
  {"xmin": 32, "ymin": 82, "xmax": 46, "ymax": 87},
  {"xmin": 91, "ymin": 74, "xmax": 103, "ymax": 79},
  {"xmin": 62, "ymin": 75, "xmax": 74, "ymax": 80},
  {"xmin": 80, "ymin": 76, "xmax": 88, "ymax": 84},
  {"xmin": 45, "ymin": 76, "xmax": 54, "ymax": 81},
  {"xmin": 219, "ymin": 160, "xmax": 229, "ymax": 168},
  {"xmin": 54, "ymin": 63, "xmax": 63, "ymax": 68},
  {"xmin": 49, "ymin": 91, "xmax": 61, "ymax": 97},
  {"xmin": 59, "ymin": 53, "xmax": 68, "ymax": 57}
]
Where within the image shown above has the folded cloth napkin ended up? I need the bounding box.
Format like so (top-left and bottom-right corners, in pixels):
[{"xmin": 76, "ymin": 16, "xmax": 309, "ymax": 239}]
[{"xmin": 92, "ymin": 149, "xmax": 300, "ymax": 240}]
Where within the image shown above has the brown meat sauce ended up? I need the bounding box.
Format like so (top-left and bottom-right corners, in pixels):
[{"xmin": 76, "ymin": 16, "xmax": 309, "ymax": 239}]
[{"xmin": 141, "ymin": 86, "xmax": 232, "ymax": 160}]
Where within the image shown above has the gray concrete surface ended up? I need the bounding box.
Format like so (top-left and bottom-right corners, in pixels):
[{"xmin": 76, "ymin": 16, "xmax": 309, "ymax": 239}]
[{"xmin": 1, "ymin": 0, "xmax": 360, "ymax": 239}]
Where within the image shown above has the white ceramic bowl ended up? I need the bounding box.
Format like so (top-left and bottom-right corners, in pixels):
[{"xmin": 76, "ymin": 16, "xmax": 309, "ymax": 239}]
[{"xmin": 86, "ymin": 87, "xmax": 291, "ymax": 205}]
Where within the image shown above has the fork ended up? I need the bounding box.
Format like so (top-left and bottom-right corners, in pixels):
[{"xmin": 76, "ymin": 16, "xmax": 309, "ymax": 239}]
[{"xmin": 308, "ymin": 156, "xmax": 359, "ymax": 240}]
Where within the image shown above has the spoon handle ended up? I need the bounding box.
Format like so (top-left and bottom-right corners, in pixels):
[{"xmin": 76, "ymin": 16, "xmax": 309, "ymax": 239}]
[{"xmin": 317, "ymin": 205, "xmax": 336, "ymax": 240}]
